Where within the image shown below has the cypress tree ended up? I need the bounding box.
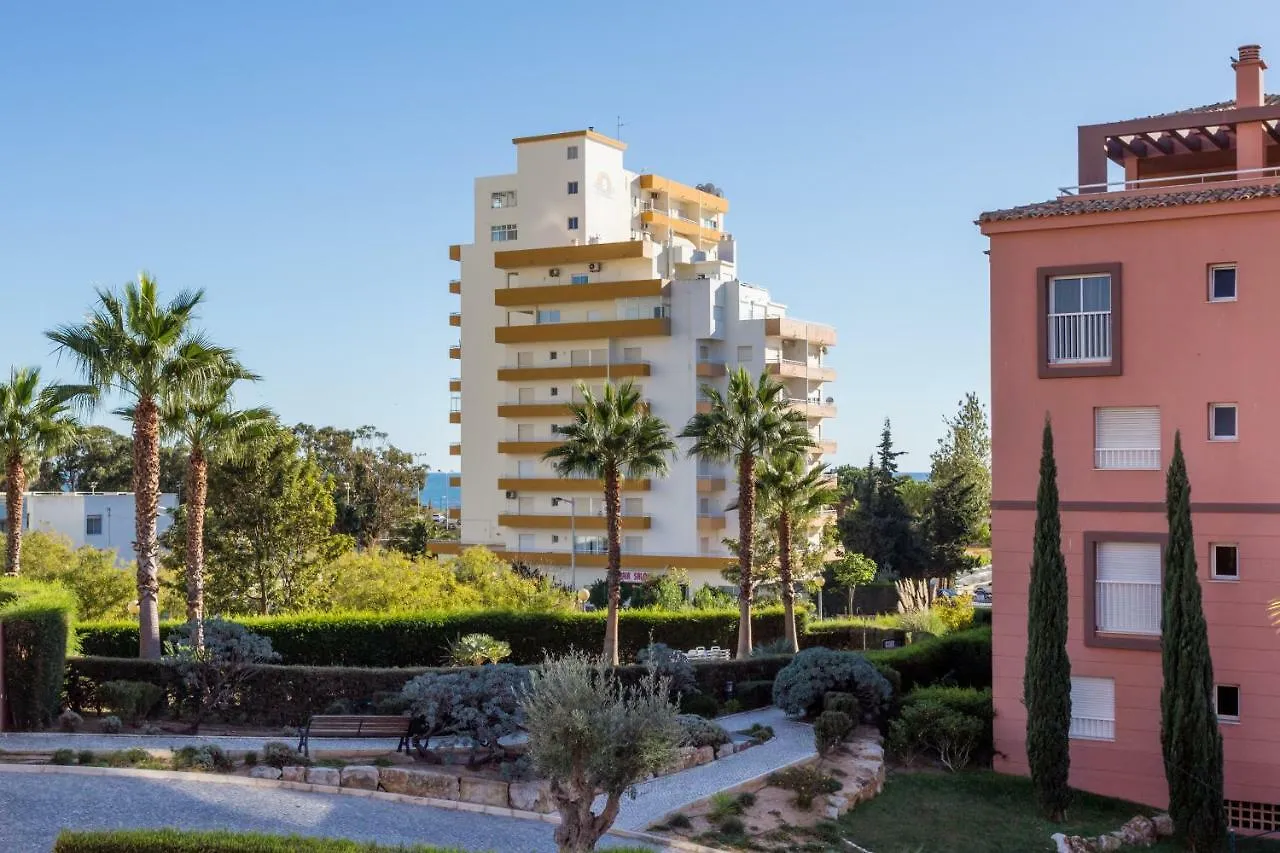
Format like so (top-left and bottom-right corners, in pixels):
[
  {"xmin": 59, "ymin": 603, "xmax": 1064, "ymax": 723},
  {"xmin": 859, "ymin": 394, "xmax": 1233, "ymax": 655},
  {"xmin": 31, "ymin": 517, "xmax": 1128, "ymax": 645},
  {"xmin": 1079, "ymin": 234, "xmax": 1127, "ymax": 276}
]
[
  {"xmin": 1161, "ymin": 432, "xmax": 1225, "ymax": 851},
  {"xmin": 1024, "ymin": 417, "xmax": 1071, "ymax": 821}
]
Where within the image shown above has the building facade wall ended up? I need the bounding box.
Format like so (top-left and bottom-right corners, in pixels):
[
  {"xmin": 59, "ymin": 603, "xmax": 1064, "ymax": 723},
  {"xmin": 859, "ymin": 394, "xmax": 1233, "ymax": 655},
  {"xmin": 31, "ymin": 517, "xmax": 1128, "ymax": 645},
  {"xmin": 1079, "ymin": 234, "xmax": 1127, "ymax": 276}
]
[{"xmin": 1, "ymin": 492, "xmax": 177, "ymax": 566}]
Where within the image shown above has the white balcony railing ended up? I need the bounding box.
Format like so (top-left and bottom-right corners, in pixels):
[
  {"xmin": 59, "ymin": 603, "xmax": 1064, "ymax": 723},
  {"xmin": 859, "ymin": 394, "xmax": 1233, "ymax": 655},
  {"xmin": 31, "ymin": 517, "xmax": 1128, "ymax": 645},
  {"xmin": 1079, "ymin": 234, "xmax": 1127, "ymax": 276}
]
[
  {"xmin": 1049, "ymin": 311, "xmax": 1111, "ymax": 364},
  {"xmin": 1069, "ymin": 716, "xmax": 1115, "ymax": 741},
  {"xmin": 1095, "ymin": 580, "xmax": 1161, "ymax": 635},
  {"xmin": 1094, "ymin": 447, "xmax": 1160, "ymax": 470}
]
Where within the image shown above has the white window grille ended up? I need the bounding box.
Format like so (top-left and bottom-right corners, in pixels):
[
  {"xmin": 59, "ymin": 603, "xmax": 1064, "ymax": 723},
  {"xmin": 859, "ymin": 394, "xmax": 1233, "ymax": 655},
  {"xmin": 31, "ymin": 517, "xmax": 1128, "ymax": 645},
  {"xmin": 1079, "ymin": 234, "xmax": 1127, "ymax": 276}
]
[
  {"xmin": 1070, "ymin": 677, "xmax": 1115, "ymax": 741},
  {"xmin": 1048, "ymin": 274, "xmax": 1111, "ymax": 364},
  {"xmin": 490, "ymin": 191, "xmax": 516, "ymax": 209},
  {"xmin": 1094, "ymin": 407, "xmax": 1160, "ymax": 469},
  {"xmin": 1095, "ymin": 541, "xmax": 1161, "ymax": 635},
  {"xmin": 491, "ymin": 224, "xmax": 518, "ymax": 242}
]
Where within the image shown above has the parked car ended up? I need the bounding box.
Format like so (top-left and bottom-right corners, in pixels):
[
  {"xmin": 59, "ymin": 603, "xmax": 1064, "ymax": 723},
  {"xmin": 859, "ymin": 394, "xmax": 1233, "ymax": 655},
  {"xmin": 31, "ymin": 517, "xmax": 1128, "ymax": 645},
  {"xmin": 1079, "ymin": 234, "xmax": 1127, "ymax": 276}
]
[{"xmin": 974, "ymin": 587, "xmax": 992, "ymax": 604}]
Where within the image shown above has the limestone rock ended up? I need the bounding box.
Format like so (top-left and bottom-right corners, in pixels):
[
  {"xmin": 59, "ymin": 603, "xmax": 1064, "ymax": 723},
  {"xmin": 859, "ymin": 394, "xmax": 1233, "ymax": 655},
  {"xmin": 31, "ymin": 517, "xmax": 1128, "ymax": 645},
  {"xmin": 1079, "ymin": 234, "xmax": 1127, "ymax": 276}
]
[
  {"xmin": 508, "ymin": 779, "xmax": 554, "ymax": 813},
  {"xmin": 249, "ymin": 766, "xmax": 281, "ymax": 780},
  {"xmin": 678, "ymin": 746, "xmax": 700, "ymax": 770},
  {"xmin": 497, "ymin": 732, "xmax": 529, "ymax": 756},
  {"xmin": 717, "ymin": 744, "xmax": 735, "ymax": 760},
  {"xmin": 1152, "ymin": 813, "xmax": 1174, "ymax": 837},
  {"xmin": 423, "ymin": 735, "xmax": 482, "ymax": 766},
  {"xmin": 1094, "ymin": 833, "xmax": 1122, "ymax": 852},
  {"xmin": 340, "ymin": 765, "xmax": 380, "ymax": 791},
  {"xmin": 306, "ymin": 767, "xmax": 341, "ymax": 787},
  {"xmin": 280, "ymin": 766, "xmax": 307, "ymax": 783},
  {"xmin": 460, "ymin": 777, "xmax": 510, "ymax": 808},
  {"xmin": 1118, "ymin": 816, "xmax": 1156, "ymax": 847},
  {"xmin": 1050, "ymin": 833, "xmax": 1096, "ymax": 853},
  {"xmin": 695, "ymin": 745, "xmax": 715, "ymax": 765},
  {"xmin": 379, "ymin": 767, "xmax": 460, "ymax": 800}
]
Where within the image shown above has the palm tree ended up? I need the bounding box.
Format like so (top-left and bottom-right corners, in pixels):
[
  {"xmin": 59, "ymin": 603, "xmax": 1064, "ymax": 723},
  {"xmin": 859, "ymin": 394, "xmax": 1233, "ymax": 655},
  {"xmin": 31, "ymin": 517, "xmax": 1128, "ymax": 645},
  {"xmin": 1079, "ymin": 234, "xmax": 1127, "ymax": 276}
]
[
  {"xmin": 0, "ymin": 368, "xmax": 92, "ymax": 575},
  {"xmin": 752, "ymin": 454, "xmax": 838, "ymax": 652},
  {"xmin": 680, "ymin": 367, "xmax": 812, "ymax": 657},
  {"xmin": 160, "ymin": 380, "xmax": 272, "ymax": 649},
  {"xmin": 543, "ymin": 380, "xmax": 676, "ymax": 665},
  {"xmin": 47, "ymin": 274, "xmax": 246, "ymax": 659}
]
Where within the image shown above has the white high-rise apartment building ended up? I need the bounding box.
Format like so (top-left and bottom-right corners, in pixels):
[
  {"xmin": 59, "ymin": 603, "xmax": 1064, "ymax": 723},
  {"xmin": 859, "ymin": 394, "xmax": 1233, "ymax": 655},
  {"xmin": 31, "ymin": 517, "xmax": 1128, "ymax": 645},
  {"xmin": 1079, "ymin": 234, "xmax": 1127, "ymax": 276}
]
[{"xmin": 440, "ymin": 129, "xmax": 837, "ymax": 590}]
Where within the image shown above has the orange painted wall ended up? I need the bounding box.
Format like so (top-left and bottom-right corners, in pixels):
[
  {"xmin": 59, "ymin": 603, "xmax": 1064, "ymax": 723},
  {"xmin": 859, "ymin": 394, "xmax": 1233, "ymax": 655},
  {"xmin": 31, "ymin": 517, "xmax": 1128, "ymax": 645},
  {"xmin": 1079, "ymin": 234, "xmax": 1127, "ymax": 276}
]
[{"xmin": 985, "ymin": 197, "xmax": 1280, "ymax": 809}]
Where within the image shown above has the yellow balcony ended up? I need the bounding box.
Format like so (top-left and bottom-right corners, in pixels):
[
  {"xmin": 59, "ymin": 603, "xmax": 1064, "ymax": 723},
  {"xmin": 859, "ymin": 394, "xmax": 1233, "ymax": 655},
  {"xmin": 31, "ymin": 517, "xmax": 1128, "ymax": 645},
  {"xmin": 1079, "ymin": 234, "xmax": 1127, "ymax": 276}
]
[
  {"xmin": 788, "ymin": 400, "xmax": 837, "ymax": 420},
  {"xmin": 498, "ymin": 514, "xmax": 652, "ymax": 530},
  {"xmin": 447, "ymin": 474, "xmax": 461, "ymax": 488},
  {"xmin": 494, "ymin": 279, "xmax": 663, "ymax": 307},
  {"xmin": 449, "ymin": 279, "xmax": 461, "ymax": 295},
  {"xmin": 449, "ymin": 377, "xmax": 462, "ymax": 392},
  {"xmin": 765, "ymin": 317, "xmax": 837, "ymax": 347},
  {"xmin": 447, "ymin": 506, "xmax": 461, "ymax": 520},
  {"xmin": 697, "ymin": 477, "xmax": 726, "ymax": 493},
  {"xmin": 449, "ymin": 411, "xmax": 461, "ymax": 424},
  {"xmin": 638, "ymin": 174, "xmax": 730, "ymax": 214},
  {"xmin": 449, "ymin": 344, "xmax": 461, "ymax": 359},
  {"xmin": 696, "ymin": 400, "xmax": 713, "ymax": 414},
  {"xmin": 813, "ymin": 439, "xmax": 837, "ymax": 455},
  {"xmin": 449, "ymin": 313, "xmax": 461, "ymax": 327},
  {"xmin": 497, "ymin": 440, "xmax": 562, "ymax": 454},
  {"xmin": 698, "ymin": 515, "xmax": 726, "ymax": 531},
  {"xmin": 498, "ymin": 477, "xmax": 651, "ymax": 493},
  {"xmin": 495, "ymin": 318, "xmax": 671, "ymax": 344},
  {"xmin": 448, "ymin": 244, "xmax": 461, "ymax": 261},
  {"xmin": 449, "ymin": 443, "xmax": 461, "ymax": 456},
  {"xmin": 493, "ymin": 240, "xmax": 654, "ymax": 270},
  {"xmin": 696, "ymin": 361, "xmax": 727, "ymax": 378},
  {"xmin": 640, "ymin": 209, "xmax": 721, "ymax": 244},
  {"xmin": 766, "ymin": 360, "xmax": 837, "ymax": 382},
  {"xmin": 497, "ymin": 403, "xmax": 572, "ymax": 419},
  {"xmin": 497, "ymin": 362, "xmax": 650, "ymax": 382}
]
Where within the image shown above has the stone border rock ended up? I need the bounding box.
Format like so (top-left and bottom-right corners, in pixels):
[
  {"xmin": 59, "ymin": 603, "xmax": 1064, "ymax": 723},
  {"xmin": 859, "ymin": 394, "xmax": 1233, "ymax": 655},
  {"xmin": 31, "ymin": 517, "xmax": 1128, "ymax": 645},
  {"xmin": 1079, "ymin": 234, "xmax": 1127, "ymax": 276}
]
[{"xmin": 1052, "ymin": 813, "xmax": 1174, "ymax": 851}]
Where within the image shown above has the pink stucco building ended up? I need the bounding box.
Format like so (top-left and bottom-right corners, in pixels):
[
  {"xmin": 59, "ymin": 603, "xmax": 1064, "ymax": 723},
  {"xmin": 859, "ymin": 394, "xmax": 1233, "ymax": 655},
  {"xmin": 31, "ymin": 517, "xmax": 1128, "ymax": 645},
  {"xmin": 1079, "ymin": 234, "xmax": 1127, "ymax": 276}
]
[{"xmin": 978, "ymin": 45, "xmax": 1280, "ymax": 832}]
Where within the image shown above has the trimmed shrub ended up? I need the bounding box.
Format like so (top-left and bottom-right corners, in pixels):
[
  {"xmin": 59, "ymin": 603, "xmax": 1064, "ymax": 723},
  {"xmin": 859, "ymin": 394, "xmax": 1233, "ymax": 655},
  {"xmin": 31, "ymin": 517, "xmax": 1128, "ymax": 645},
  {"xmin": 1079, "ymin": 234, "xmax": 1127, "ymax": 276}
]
[
  {"xmin": 52, "ymin": 829, "xmax": 465, "ymax": 852},
  {"xmin": 888, "ymin": 699, "xmax": 985, "ymax": 771},
  {"xmin": 735, "ymin": 680, "xmax": 774, "ymax": 710},
  {"xmin": 865, "ymin": 626, "xmax": 991, "ymax": 692},
  {"xmin": 768, "ymin": 765, "xmax": 842, "ymax": 810},
  {"xmin": 58, "ymin": 709, "xmax": 84, "ymax": 732},
  {"xmin": 77, "ymin": 750, "xmax": 95, "ymax": 765},
  {"xmin": 901, "ymin": 686, "xmax": 993, "ymax": 754},
  {"xmin": 637, "ymin": 642, "xmax": 698, "ymax": 698},
  {"xmin": 813, "ymin": 709, "xmax": 854, "ymax": 755},
  {"xmin": 0, "ymin": 578, "xmax": 77, "ymax": 730},
  {"xmin": 52, "ymin": 748, "xmax": 76, "ymax": 765},
  {"xmin": 772, "ymin": 648, "xmax": 892, "ymax": 720},
  {"xmin": 97, "ymin": 680, "xmax": 165, "ymax": 725},
  {"xmin": 262, "ymin": 741, "xmax": 309, "ymax": 769},
  {"xmin": 677, "ymin": 714, "xmax": 730, "ymax": 748},
  {"xmin": 172, "ymin": 745, "xmax": 235, "ymax": 772},
  {"xmin": 101, "ymin": 715, "xmax": 122, "ymax": 734},
  {"xmin": 822, "ymin": 691, "xmax": 858, "ymax": 718},
  {"xmin": 677, "ymin": 692, "xmax": 720, "ymax": 718},
  {"xmin": 801, "ymin": 624, "xmax": 908, "ymax": 652},
  {"xmin": 401, "ymin": 664, "xmax": 528, "ymax": 747},
  {"xmin": 76, "ymin": 607, "xmax": 798, "ymax": 667}
]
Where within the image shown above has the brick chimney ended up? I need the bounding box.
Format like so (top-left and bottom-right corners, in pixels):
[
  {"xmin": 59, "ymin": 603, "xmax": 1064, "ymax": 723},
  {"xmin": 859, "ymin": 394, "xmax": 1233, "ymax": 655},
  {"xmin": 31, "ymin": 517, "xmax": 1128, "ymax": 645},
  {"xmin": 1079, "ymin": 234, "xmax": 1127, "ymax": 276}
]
[{"xmin": 1232, "ymin": 44, "xmax": 1267, "ymax": 172}]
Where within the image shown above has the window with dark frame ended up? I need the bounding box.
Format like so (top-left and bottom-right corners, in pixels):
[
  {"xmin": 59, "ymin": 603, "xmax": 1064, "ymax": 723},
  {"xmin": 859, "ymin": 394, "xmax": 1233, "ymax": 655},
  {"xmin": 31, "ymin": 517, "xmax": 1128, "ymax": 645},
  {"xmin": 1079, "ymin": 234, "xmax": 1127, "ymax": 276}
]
[
  {"xmin": 1211, "ymin": 544, "xmax": 1239, "ymax": 580},
  {"xmin": 85, "ymin": 514, "xmax": 103, "ymax": 536},
  {"xmin": 1210, "ymin": 265, "xmax": 1237, "ymax": 302},
  {"xmin": 1216, "ymin": 685, "xmax": 1241, "ymax": 722},
  {"xmin": 567, "ymin": 145, "xmax": 579, "ymax": 160},
  {"xmin": 1210, "ymin": 404, "xmax": 1238, "ymax": 441},
  {"xmin": 567, "ymin": 181, "xmax": 579, "ymax": 195},
  {"xmin": 567, "ymin": 216, "xmax": 579, "ymax": 230}
]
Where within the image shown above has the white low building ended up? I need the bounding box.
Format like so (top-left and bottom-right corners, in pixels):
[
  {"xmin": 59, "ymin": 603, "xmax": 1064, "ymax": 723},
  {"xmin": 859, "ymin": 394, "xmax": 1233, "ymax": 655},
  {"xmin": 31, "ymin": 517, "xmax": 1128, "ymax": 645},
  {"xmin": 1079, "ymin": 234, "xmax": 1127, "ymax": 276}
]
[{"xmin": 0, "ymin": 492, "xmax": 178, "ymax": 566}]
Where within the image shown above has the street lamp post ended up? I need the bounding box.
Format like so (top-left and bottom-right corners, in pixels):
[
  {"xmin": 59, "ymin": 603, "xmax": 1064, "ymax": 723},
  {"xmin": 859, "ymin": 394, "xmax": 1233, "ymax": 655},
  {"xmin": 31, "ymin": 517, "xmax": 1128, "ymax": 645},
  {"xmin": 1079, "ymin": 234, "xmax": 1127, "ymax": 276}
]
[{"xmin": 552, "ymin": 496, "xmax": 577, "ymax": 591}]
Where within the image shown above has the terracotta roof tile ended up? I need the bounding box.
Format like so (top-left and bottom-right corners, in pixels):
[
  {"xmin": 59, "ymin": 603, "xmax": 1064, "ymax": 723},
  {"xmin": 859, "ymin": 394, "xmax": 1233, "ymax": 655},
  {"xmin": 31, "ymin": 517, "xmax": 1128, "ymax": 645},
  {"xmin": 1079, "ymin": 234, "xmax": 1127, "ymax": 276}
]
[
  {"xmin": 977, "ymin": 183, "xmax": 1280, "ymax": 224},
  {"xmin": 1126, "ymin": 93, "xmax": 1280, "ymax": 121}
]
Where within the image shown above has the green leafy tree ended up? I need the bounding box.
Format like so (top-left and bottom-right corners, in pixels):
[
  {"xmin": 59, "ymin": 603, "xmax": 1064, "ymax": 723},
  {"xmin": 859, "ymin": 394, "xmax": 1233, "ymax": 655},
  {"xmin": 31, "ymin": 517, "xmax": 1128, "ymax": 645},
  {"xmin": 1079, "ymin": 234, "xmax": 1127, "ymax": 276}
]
[
  {"xmin": 48, "ymin": 274, "xmax": 245, "ymax": 658},
  {"xmin": 681, "ymin": 367, "xmax": 812, "ymax": 657},
  {"xmin": 922, "ymin": 473, "xmax": 981, "ymax": 581},
  {"xmin": 1161, "ymin": 432, "xmax": 1225, "ymax": 851},
  {"xmin": 752, "ymin": 454, "xmax": 838, "ymax": 652},
  {"xmin": 30, "ymin": 425, "xmax": 129, "ymax": 492},
  {"xmin": 164, "ymin": 424, "xmax": 347, "ymax": 615},
  {"xmin": 930, "ymin": 393, "xmax": 991, "ymax": 533},
  {"xmin": 293, "ymin": 424, "xmax": 428, "ymax": 549},
  {"xmin": 839, "ymin": 422, "xmax": 920, "ymax": 579},
  {"xmin": 159, "ymin": 380, "xmax": 272, "ymax": 647},
  {"xmin": 1024, "ymin": 418, "xmax": 1071, "ymax": 822},
  {"xmin": 544, "ymin": 380, "xmax": 676, "ymax": 665},
  {"xmin": 20, "ymin": 531, "xmax": 136, "ymax": 620},
  {"xmin": 831, "ymin": 552, "xmax": 877, "ymax": 616},
  {"xmin": 898, "ymin": 477, "xmax": 933, "ymax": 517},
  {"xmin": 0, "ymin": 367, "xmax": 90, "ymax": 575}
]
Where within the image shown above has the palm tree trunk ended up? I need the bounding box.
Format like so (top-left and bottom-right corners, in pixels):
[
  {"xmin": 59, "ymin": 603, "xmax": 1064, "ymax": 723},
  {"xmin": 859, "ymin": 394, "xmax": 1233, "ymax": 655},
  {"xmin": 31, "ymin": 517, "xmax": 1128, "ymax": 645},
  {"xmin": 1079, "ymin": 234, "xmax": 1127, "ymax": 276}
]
[
  {"xmin": 5, "ymin": 455, "xmax": 26, "ymax": 576},
  {"xmin": 185, "ymin": 445, "xmax": 208, "ymax": 650},
  {"xmin": 736, "ymin": 451, "xmax": 755, "ymax": 658},
  {"xmin": 603, "ymin": 466, "xmax": 623, "ymax": 666},
  {"xmin": 133, "ymin": 395, "xmax": 162, "ymax": 659},
  {"xmin": 779, "ymin": 511, "xmax": 798, "ymax": 653}
]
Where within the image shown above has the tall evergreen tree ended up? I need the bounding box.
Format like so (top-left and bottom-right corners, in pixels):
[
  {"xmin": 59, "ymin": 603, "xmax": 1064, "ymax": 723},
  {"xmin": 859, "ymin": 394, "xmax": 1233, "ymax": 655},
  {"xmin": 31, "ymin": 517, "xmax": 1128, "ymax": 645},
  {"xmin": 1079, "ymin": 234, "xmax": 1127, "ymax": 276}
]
[
  {"xmin": 871, "ymin": 420, "xmax": 917, "ymax": 576},
  {"xmin": 1161, "ymin": 432, "xmax": 1225, "ymax": 851},
  {"xmin": 1024, "ymin": 418, "xmax": 1071, "ymax": 821}
]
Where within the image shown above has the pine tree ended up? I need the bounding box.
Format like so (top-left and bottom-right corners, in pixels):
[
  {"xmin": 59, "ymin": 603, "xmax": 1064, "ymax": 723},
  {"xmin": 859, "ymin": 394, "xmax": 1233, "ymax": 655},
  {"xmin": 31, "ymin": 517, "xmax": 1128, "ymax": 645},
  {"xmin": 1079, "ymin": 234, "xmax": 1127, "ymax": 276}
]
[
  {"xmin": 872, "ymin": 419, "xmax": 918, "ymax": 576},
  {"xmin": 1161, "ymin": 432, "xmax": 1225, "ymax": 851},
  {"xmin": 1024, "ymin": 417, "xmax": 1071, "ymax": 821}
]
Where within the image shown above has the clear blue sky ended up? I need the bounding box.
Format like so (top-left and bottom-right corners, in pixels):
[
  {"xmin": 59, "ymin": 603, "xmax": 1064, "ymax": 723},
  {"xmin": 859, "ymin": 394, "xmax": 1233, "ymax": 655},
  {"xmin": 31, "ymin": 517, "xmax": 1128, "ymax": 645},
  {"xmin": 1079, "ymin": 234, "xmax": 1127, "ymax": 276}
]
[{"xmin": 3, "ymin": 2, "xmax": 1275, "ymax": 472}]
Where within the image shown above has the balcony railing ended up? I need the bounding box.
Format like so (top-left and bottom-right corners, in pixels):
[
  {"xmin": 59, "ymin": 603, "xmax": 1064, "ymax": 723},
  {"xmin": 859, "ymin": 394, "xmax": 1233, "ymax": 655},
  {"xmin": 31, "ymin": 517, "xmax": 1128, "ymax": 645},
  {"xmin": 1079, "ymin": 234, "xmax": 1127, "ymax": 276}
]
[
  {"xmin": 1059, "ymin": 165, "xmax": 1280, "ymax": 196},
  {"xmin": 1048, "ymin": 311, "xmax": 1111, "ymax": 364},
  {"xmin": 1094, "ymin": 447, "xmax": 1160, "ymax": 470},
  {"xmin": 1095, "ymin": 580, "xmax": 1161, "ymax": 635}
]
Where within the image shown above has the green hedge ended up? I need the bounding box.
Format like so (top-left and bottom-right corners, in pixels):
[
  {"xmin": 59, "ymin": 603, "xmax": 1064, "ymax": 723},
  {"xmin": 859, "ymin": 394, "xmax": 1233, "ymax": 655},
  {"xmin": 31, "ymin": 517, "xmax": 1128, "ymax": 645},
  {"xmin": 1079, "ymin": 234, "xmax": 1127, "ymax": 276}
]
[
  {"xmin": 65, "ymin": 653, "xmax": 796, "ymax": 727},
  {"xmin": 865, "ymin": 626, "xmax": 992, "ymax": 693},
  {"xmin": 901, "ymin": 685, "xmax": 994, "ymax": 755},
  {"xmin": 801, "ymin": 623, "xmax": 907, "ymax": 652},
  {"xmin": 1, "ymin": 577, "xmax": 77, "ymax": 730},
  {"xmin": 53, "ymin": 829, "xmax": 464, "ymax": 852},
  {"xmin": 76, "ymin": 607, "xmax": 799, "ymax": 667}
]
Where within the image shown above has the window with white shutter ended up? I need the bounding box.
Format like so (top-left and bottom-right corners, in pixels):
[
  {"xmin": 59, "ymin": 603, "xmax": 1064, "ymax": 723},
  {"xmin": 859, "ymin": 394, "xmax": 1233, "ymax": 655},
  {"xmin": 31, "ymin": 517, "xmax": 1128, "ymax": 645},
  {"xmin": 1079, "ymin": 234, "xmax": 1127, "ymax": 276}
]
[
  {"xmin": 1070, "ymin": 677, "xmax": 1115, "ymax": 741},
  {"xmin": 1095, "ymin": 541, "xmax": 1161, "ymax": 635},
  {"xmin": 1095, "ymin": 407, "xmax": 1160, "ymax": 470}
]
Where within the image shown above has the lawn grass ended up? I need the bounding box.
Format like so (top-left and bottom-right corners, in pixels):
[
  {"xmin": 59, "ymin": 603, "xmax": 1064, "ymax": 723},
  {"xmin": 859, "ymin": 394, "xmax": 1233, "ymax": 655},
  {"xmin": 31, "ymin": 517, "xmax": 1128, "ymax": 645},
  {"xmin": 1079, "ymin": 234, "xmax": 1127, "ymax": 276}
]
[{"xmin": 813, "ymin": 770, "xmax": 1280, "ymax": 853}]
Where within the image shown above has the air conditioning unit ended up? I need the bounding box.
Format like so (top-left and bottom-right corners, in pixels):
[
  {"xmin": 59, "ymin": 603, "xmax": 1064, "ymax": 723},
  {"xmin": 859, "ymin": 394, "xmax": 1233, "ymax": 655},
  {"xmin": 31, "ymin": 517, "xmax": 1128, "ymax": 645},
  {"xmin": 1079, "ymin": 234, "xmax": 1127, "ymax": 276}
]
[
  {"xmin": 505, "ymin": 490, "xmax": 518, "ymax": 500},
  {"xmin": 696, "ymin": 273, "xmax": 708, "ymax": 280},
  {"xmin": 588, "ymin": 262, "xmax": 603, "ymax": 272},
  {"xmin": 549, "ymin": 268, "xmax": 561, "ymax": 277}
]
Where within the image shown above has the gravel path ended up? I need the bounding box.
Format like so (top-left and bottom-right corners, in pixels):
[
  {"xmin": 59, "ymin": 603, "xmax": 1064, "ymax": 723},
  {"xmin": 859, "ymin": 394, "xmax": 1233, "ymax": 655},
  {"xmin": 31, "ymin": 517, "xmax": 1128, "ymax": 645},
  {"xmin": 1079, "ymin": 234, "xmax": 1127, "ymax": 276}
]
[
  {"xmin": 0, "ymin": 732, "xmax": 404, "ymax": 754},
  {"xmin": 0, "ymin": 768, "xmax": 652, "ymax": 853}
]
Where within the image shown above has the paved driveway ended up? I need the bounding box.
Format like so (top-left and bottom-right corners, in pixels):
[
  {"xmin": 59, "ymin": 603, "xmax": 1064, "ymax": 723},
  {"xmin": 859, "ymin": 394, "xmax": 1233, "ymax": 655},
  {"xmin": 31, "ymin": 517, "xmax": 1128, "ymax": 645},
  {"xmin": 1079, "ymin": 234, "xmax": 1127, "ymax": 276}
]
[{"xmin": 0, "ymin": 769, "xmax": 653, "ymax": 853}]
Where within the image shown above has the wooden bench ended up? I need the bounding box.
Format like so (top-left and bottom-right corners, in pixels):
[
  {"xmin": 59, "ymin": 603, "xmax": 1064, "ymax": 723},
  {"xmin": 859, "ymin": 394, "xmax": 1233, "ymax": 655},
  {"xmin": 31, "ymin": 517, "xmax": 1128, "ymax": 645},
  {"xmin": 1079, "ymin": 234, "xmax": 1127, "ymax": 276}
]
[{"xmin": 297, "ymin": 715, "xmax": 415, "ymax": 757}]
